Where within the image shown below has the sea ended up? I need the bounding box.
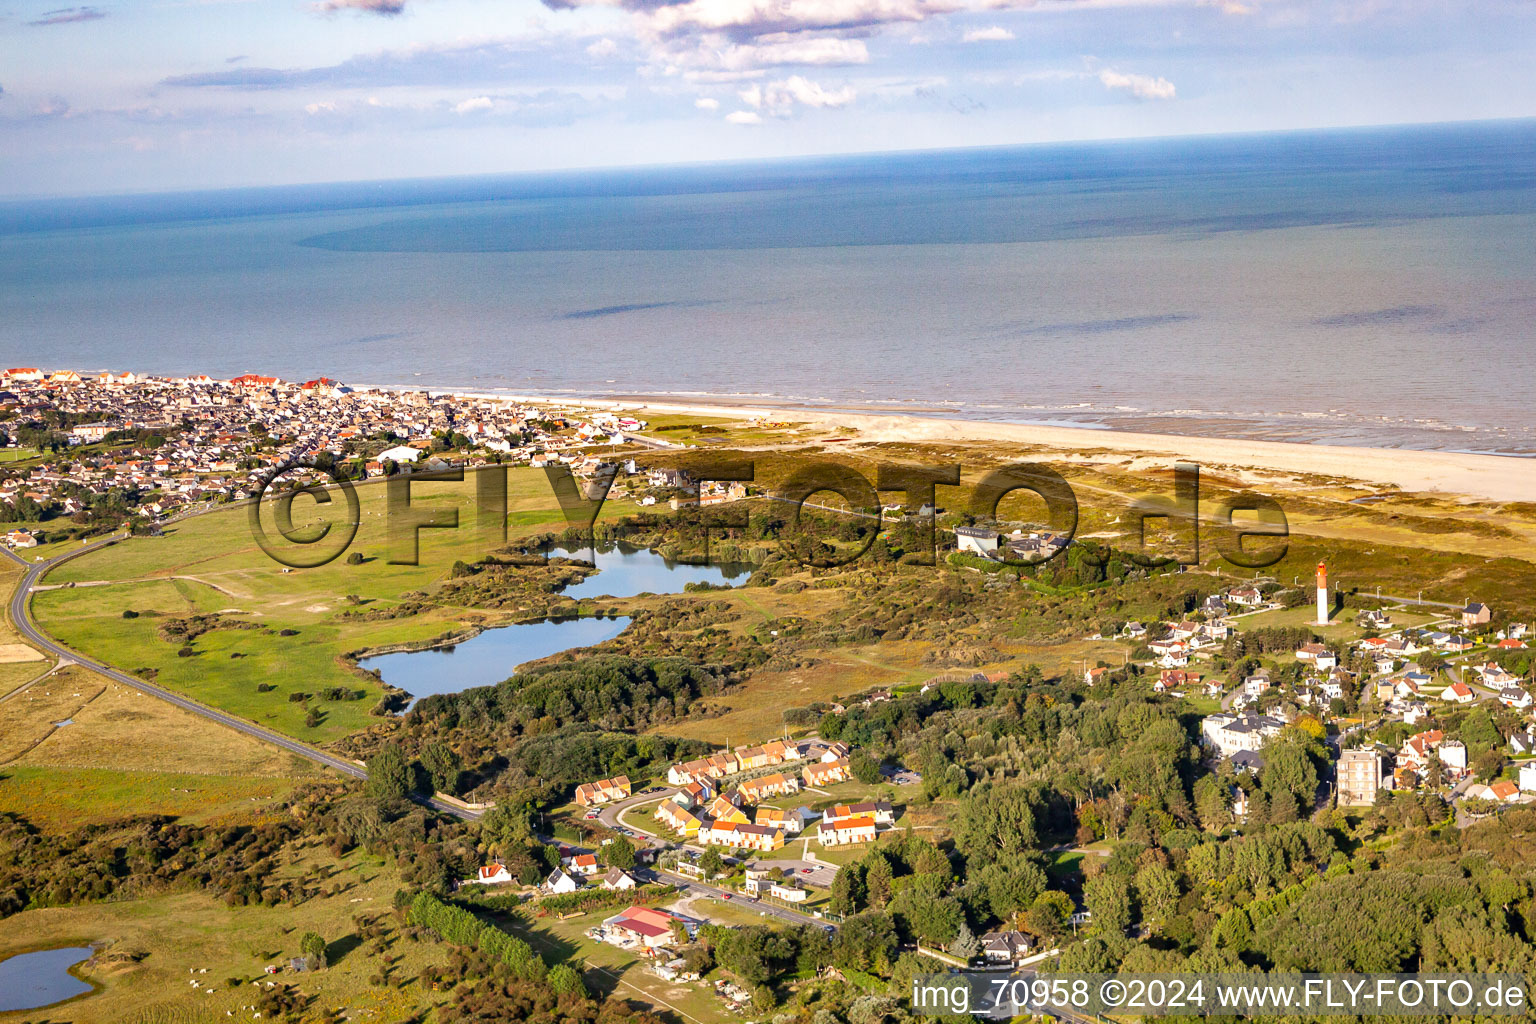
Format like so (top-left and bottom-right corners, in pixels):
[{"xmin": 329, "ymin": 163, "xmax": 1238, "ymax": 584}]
[{"xmin": 2, "ymin": 119, "xmax": 1535, "ymax": 452}]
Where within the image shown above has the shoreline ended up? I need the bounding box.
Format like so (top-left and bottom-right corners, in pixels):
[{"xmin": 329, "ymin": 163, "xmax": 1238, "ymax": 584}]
[{"xmin": 484, "ymin": 390, "xmax": 1536, "ymax": 503}]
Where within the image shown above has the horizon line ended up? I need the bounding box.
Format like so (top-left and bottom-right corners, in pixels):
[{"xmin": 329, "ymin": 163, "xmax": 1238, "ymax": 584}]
[{"xmin": 3, "ymin": 113, "xmax": 1534, "ymax": 208}]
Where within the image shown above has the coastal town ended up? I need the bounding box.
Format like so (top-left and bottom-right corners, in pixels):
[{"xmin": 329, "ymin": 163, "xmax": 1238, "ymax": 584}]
[
  {"xmin": 5, "ymin": 364, "xmax": 1536, "ymax": 1024},
  {"xmin": 0, "ymin": 366, "xmax": 714, "ymax": 550}
]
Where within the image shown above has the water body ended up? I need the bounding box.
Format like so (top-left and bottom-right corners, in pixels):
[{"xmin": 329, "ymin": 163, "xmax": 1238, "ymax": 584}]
[
  {"xmin": 550, "ymin": 542, "xmax": 749, "ymax": 600},
  {"xmin": 3, "ymin": 120, "xmax": 1536, "ymax": 451},
  {"xmin": 0, "ymin": 947, "xmax": 95, "ymax": 1012},
  {"xmin": 358, "ymin": 542, "xmax": 746, "ymax": 700},
  {"xmin": 359, "ymin": 615, "xmax": 632, "ymax": 703}
]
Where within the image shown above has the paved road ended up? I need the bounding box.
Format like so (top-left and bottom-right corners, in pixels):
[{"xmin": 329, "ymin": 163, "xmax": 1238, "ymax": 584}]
[{"xmin": 2, "ymin": 537, "xmax": 480, "ymax": 822}]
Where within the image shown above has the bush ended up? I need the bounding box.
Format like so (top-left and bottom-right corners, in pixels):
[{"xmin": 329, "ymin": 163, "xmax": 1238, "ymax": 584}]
[{"xmin": 121, "ymin": 609, "xmax": 139, "ymax": 619}]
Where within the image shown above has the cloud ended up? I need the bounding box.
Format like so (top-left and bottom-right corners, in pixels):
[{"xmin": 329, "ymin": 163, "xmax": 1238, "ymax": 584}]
[
  {"xmin": 961, "ymin": 25, "xmax": 1013, "ymax": 41},
  {"xmin": 739, "ymin": 74, "xmax": 855, "ymax": 115},
  {"xmin": 161, "ymin": 40, "xmax": 546, "ymax": 91},
  {"xmin": 312, "ymin": 0, "xmax": 407, "ymax": 14},
  {"xmin": 725, "ymin": 109, "xmax": 762, "ymax": 123},
  {"xmin": 1098, "ymin": 68, "xmax": 1175, "ymax": 100},
  {"xmin": 548, "ymin": 0, "xmax": 967, "ymax": 43},
  {"xmin": 453, "ymin": 95, "xmax": 495, "ymax": 114},
  {"xmin": 28, "ymin": 6, "xmax": 106, "ymax": 25},
  {"xmin": 586, "ymin": 37, "xmax": 619, "ymax": 57},
  {"xmin": 695, "ymin": 96, "xmax": 720, "ymax": 109}
]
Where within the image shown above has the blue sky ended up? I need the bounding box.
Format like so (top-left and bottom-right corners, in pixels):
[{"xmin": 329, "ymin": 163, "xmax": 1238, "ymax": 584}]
[{"xmin": 1, "ymin": 0, "xmax": 1533, "ymax": 196}]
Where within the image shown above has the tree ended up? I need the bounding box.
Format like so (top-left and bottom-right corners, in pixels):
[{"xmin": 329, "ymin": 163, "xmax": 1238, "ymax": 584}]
[
  {"xmin": 949, "ymin": 921, "xmax": 980, "ymax": 962},
  {"xmin": 299, "ymin": 931, "xmax": 328, "ymax": 970},
  {"xmin": 833, "ymin": 912, "xmax": 898, "ymax": 975},
  {"xmin": 850, "ymin": 751, "xmax": 883, "ymax": 785},
  {"xmin": 1193, "ymin": 774, "xmax": 1231, "ymax": 832},
  {"xmin": 1134, "ymin": 861, "xmax": 1180, "ymax": 925},
  {"xmin": 420, "ymin": 741, "xmax": 463, "ymax": 796},
  {"xmin": 699, "ymin": 847, "xmax": 726, "ymax": 879},
  {"xmin": 547, "ymin": 963, "xmax": 588, "ymax": 999},
  {"xmin": 1024, "ymin": 890, "xmax": 1073, "ymax": 940},
  {"xmin": 830, "ymin": 865, "xmax": 864, "ymax": 917},
  {"xmin": 365, "ymin": 744, "xmax": 414, "ymax": 801},
  {"xmin": 1084, "ymin": 874, "xmax": 1133, "ymax": 937},
  {"xmin": 607, "ymin": 839, "xmax": 637, "ymax": 871},
  {"xmin": 864, "ymin": 855, "xmax": 894, "ymax": 909}
]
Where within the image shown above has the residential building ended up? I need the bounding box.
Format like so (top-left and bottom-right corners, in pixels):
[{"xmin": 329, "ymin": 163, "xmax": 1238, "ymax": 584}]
[
  {"xmin": 818, "ymin": 816, "xmax": 878, "ymax": 846},
  {"xmin": 575, "ymin": 774, "xmax": 632, "ymax": 807},
  {"xmin": 1337, "ymin": 749, "xmax": 1387, "ymax": 807}
]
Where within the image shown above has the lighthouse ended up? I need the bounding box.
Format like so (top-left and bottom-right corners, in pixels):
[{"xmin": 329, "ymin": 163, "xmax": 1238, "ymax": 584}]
[{"xmin": 1316, "ymin": 562, "xmax": 1329, "ymax": 625}]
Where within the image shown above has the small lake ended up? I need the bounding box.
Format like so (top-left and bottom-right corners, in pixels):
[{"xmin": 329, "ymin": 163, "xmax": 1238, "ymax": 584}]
[
  {"xmin": 0, "ymin": 947, "xmax": 95, "ymax": 1012},
  {"xmin": 551, "ymin": 542, "xmax": 749, "ymax": 599},
  {"xmin": 360, "ymin": 543, "xmax": 747, "ymax": 703},
  {"xmin": 360, "ymin": 615, "xmax": 632, "ymax": 704}
]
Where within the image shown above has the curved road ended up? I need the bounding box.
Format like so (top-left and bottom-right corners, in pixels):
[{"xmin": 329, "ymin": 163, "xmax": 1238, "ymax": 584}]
[{"xmin": 3, "ymin": 536, "xmax": 478, "ymax": 821}]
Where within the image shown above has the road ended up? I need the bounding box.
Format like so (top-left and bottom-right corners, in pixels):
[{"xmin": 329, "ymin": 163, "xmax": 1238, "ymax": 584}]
[{"xmin": 2, "ymin": 536, "xmax": 481, "ymax": 822}]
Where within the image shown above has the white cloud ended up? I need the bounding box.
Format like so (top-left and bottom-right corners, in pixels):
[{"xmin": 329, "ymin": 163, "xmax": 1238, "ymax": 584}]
[
  {"xmin": 1098, "ymin": 69, "xmax": 1176, "ymax": 100},
  {"xmin": 739, "ymin": 74, "xmax": 855, "ymax": 115},
  {"xmin": 453, "ymin": 95, "xmax": 495, "ymax": 113},
  {"xmin": 695, "ymin": 96, "xmax": 721, "ymax": 109},
  {"xmin": 725, "ymin": 109, "xmax": 762, "ymax": 123},
  {"xmin": 961, "ymin": 25, "xmax": 1013, "ymax": 41},
  {"xmin": 586, "ymin": 37, "xmax": 618, "ymax": 57}
]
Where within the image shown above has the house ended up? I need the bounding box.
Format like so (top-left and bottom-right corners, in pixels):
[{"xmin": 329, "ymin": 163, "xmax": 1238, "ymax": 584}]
[
  {"xmin": 1399, "ymin": 730, "xmax": 1445, "ymax": 771},
  {"xmin": 655, "ymin": 801, "xmax": 702, "ymax": 837},
  {"xmin": 1462, "ymin": 602, "xmax": 1493, "ymax": 626},
  {"xmin": 1480, "ymin": 663, "xmax": 1519, "ymax": 688},
  {"xmin": 1520, "ymin": 762, "xmax": 1536, "ymax": 792},
  {"xmin": 754, "ymin": 806, "xmax": 808, "ymax": 833},
  {"xmin": 824, "ymin": 801, "xmax": 895, "ymax": 826},
  {"xmin": 575, "ymin": 774, "xmax": 632, "ymax": 807},
  {"xmin": 706, "ymin": 794, "xmax": 749, "ymax": 824},
  {"xmin": 818, "ymin": 816, "xmax": 878, "ymax": 846},
  {"xmin": 601, "ymin": 868, "xmax": 638, "ymax": 891},
  {"xmin": 1442, "ymin": 681, "xmax": 1475, "ymax": 704},
  {"xmin": 980, "ymin": 931, "xmax": 1033, "ymax": 966},
  {"xmin": 1499, "ymin": 686, "xmax": 1533, "ymax": 709},
  {"xmin": 1438, "ymin": 741, "xmax": 1468, "ymax": 773},
  {"xmin": 1157, "ymin": 669, "xmax": 1201, "ymax": 693},
  {"xmin": 4, "ymin": 530, "xmax": 37, "ymax": 549},
  {"xmin": 1296, "ymin": 643, "xmax": 1337, "ymax": 670},
  {"xmin": 467, "ymin": 863, "xmax": 513, "ymax": 886},
  {"xmin": 1084, "ymin": 666, "xmax": 1109, "ymax": 686},
  {"xmin": 1201, "ymin": 712, "xmax": 1284, "ymax": 759},
  {"xmin": 820, "ymin": 742, "xmax": 850, "ymax": 763},
  {"xmin": 545, "ymin": 869, "xmax": 581, "ymax": 894},
  {"xmin": 570, "ymin": 853, "xmax": 600, "ymax": 876},
  {"xmin": 1227, "ymin": 586, "xmax": 1265, "ymax": 607},
  {"xmin": 954, "ymin": 526, "xmax": 1001, "ymax": 557},
  {"xmin": 603, "ymin": 906, "xmax": 689, "ymax": 949},
  {"xmin": 803, "ymin": 758, "xmax": 852, "ymax": 787},
  {"xmin": 737, "ymin": 772, "xmax": 800, "ymax": 804},
  {"xmin": 1511, "ymin": 731, "xmax": 1535, "ymax": 757},
  {"xmin": 673, "ymin": 780, "xmax": 712, "ymax": 809},
  {"xmin": 769, "ymin": 881, "xmax": 809, "ymax": 903},
  {"xmin": 1490, "ymin": 781, "xmax": 1520, "ymax": 803},
  {"xmin": 702, "ymin": 821, "xmax": 784, "ymax": 852},
  {"xmin": 1243, "ymin": 671, "xmax": 1273, "ymax": 699}
]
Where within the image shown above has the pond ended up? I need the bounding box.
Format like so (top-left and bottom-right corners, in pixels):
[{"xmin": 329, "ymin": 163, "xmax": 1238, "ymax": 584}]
[
  {"xmin": 360, "ymin": 615, "xmax": 632, "ymax": 704},
  {"xmin": 0, "ymin": 947, "xmax": 95, "ymax": 1012},
  {"xmin": 359, "ymin": 540, "xmax": 749, "ymax": 703},
  {"xmin": 550, "ymin": 541, "xmax": 749, "ymax": 599}
]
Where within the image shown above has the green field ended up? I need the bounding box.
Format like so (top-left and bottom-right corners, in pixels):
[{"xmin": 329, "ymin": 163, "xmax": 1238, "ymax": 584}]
[
  {"xmin": 32, "ymin": 469, "xmax": 623, "ymax": 741},
  {"xmin": 0, "ymin": 848, "xmax": 445, "ymax": 1024},
  {"xmin": 0, "ymin": 764, "xmax": 300, "ymax": 831}
]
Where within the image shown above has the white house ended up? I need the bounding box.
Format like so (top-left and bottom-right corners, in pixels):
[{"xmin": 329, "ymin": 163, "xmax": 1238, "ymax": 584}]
[
  {"xmin": 466, "ymin": 863, "xmax": 512, "ymax": 886},
  {"xmin": 1520, "ymin": 762, "xmax": 1536, "ymax": 792},
  {"xmin": 954, "ymin": 526, "xmax": 1001, "ymax": 557},
  {"xmin": 546, "ymin": 869, "xmax": 581, "ymax": 894}
]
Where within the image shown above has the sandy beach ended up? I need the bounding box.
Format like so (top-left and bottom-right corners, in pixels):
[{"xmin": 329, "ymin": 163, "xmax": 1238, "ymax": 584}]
[{"xmin": 531, "ymin": 393, "xmax": 1536, "ymax": 504}]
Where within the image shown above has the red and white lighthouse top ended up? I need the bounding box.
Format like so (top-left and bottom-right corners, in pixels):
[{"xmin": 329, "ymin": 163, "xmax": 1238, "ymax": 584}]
[{"xmin": 1316, "ymin": 562, "xmax": 1327, "ymax": 588}]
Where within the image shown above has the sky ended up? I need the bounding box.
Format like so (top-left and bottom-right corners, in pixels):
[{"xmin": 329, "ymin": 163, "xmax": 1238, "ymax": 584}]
[{"xmin": 0, "ymin": 0, "xmax": 1533, "ymax": 197}]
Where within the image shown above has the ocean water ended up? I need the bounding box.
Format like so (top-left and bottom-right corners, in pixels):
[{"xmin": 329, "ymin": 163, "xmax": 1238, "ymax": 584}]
[{"xmin": 3, "ymin": 120, "xmax": 1535, "ymax": 451}]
